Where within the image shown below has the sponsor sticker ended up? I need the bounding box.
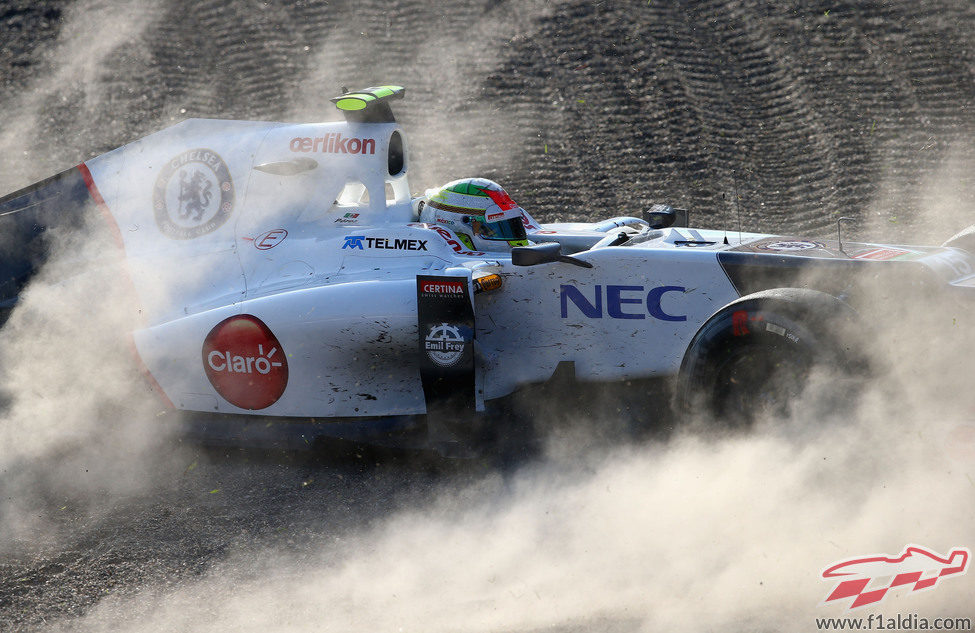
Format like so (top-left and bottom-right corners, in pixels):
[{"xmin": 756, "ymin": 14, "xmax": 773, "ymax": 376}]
[
  {"xmin": 429, "ymin": 224, "xmax": 485, "ymax": 256},
  {"xmin": 416, "ymin": 275, "xmax": 475, "ymax": 409},
  {"xmin": 341, "ymin": 235, "xmax": 428, "ymax": 251},
  {"xmin": 334, "ymin": 212, "xmax": 360, "ymax": 224},
  {"xmin": 757, "ymin": 240, "xmax": 825, "ymax": 252},
  {"xmin": 406, "ymin": 223, "xmax": 487, "ymax": 256},
  {"xmin": 289, "ymin": 134, "xmax": 376, "ymax": 155},
  {"xmin": 852, "ymin": 247, "xmax": 912, "ymax": 261},
  {"xmin": 475, "ymin": 186, "xmax": 522, "ymax": 222},
  {"xmin": 424, "ymin": 323, "xmax": 466, "ymax": 367},
  {"xmin": 820, "ymin": 545, "xmax": 970, "ymax": 609},
  {"xmin": 560, "ymin": 284, "xmax": 687, "ymax": 322},
  {"xmin": 153, "ymin": 148, "xmax": 234, "ymax": 240},
  {"xmin": 202, "ymin": 315, "xmax": 288, "ymax": 410},
  {"xmin": 419, "ymin": 280, "xmax": 466, "ymax": 296},
  {"xmin": 521, "ymin": 213, "xmax": 540, "ymax": 231},
  {"xmin": 253, "ymin": 229, "xmax": 287, "ymax": 250}
]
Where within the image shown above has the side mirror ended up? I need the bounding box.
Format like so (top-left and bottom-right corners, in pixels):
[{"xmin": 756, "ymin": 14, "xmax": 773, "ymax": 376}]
[
  {"xmin": 511, "ymin": 242, "xmax": 560, "ymax": 266},
  {"xmin": 511, "ymin": 242, "xmax": 593, "ymax": 268}
]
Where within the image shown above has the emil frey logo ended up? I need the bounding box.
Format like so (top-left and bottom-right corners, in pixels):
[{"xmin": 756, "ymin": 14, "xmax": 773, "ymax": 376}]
[
  {"xmin": 202, "ymin": 315, "xmax": 289, "ymax": 410},
  {"xmin": 820, "ymin": 544, "xmax": 970, "ymax": 609},
  {"xmin": 153, "ymin": 148, "xmax": 234, "ymax": 240},
  {"xmin": 424, "ymin": 323, "xmax": 466, "ymax": 367}
]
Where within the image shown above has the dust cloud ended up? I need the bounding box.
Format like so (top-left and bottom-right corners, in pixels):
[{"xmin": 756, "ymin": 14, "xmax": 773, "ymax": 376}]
[
  {"xmin": 0, "ymin": 0, "xmax": 182, "ymax": 555},
  {"xmin": 0, "ymin": 0, "xmax": 160, "ymax": 192},
  {"xmin": 287, "ymin": 0, "xmax": 553, "ymax": 192},
  {"xmin": 41, "ymin": 383, "xmax": 975, "ymax": 631},
  {"xmin": 0, "ymin": 216, "xmax": 185, "ymax": 556},
  {"xmin": 1, "ymin": 2, "xmax": 973, "ymax": 632},
  {"xmin": 32, "ymin": 161, "xmax": 975, "ymax": 632}
]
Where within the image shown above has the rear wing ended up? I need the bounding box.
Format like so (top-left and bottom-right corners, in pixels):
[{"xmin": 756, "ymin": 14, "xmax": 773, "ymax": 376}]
[
  {"xmin": 0, "ymin": 85, "xmax": 413, "ymax": 325},
  {"xmin": 0, "ymin": 165, "xmax": 101, "ymax": 319}
]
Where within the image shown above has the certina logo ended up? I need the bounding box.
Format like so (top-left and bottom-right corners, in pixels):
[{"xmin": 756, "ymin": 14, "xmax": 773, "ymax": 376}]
[
  {"xmin": 341, "ymin": 236, "xmax": 428, "ymax": 251},
  {"xmin": 290, "ymin": 134, "xmax": 376, "ymax": 155},
  {"xmin": 820, "ymin": 544, "xmax": 970, "ymax": 609},
  {"xmin": 560, "ymin": 284, "xmax": 687, "ymax": 321},
  {"xmin": 425, "ymin": 323, "xmax": 466, "ymax": 367},
  {"xmin": 202, "ymin": 315, "xmax": 289, "ymax": 410},
  {"xmin": 153, "ymin": 148, "xmax": 235, "ymax": 239},
  {"xmin": 420, "ymin": 280, "xmax": 465, "ymax": 295}
]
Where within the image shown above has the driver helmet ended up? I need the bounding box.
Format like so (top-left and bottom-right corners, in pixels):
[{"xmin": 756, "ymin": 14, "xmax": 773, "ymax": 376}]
[{"xmin": 421, "ymin": 178, "xmax": 529, "ymax": 251}]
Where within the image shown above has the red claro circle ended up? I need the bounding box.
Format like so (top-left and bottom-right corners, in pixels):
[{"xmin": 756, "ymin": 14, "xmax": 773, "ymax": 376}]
[{"xmin": 202, "ymin": 315, "xmax": 289, "ymax": 410}]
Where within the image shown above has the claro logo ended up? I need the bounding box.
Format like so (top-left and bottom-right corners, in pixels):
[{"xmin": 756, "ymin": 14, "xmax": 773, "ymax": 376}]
[
  {"xmin": 560, "ymin": 284, "xmax": 687, "ymax": 321},
  {"xmin": 202, "ymin": 315, "xmax": 289, "ymax": 410}
]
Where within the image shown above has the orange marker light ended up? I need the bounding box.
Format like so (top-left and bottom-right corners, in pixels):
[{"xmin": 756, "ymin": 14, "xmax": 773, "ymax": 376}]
[{"xmin": 473, "ymin": 273, "xmax": 503, "ymax": 293}]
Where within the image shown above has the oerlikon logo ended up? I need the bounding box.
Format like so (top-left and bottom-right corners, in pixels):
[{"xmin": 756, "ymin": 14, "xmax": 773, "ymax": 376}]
[
  {"xmin": 202, "ymin": 315, "xmax": 288, "ymax": 410},
  {"xmin": 821, "ymin": 544, "xmax": 970, "ymax": 609}
]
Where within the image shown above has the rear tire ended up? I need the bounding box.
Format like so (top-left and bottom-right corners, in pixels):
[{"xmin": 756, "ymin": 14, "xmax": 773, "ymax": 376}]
[{"xmin": 675, "ymin": 288, "xmax": 862, "ymax": 427}]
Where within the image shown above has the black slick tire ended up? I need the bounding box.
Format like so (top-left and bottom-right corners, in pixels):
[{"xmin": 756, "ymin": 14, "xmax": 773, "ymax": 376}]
[{"xmin": 674, "ymin": 288, "xmax": 862, "ymax": 427}]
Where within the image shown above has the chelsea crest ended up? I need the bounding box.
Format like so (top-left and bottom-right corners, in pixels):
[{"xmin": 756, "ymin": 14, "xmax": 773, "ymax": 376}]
[{"xmin": 153, "ymin": 148, "xmax": 235, "ymax": 239}]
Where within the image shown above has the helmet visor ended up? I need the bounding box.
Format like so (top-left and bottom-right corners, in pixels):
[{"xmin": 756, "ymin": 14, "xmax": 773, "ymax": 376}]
[{"xmin": 477, "ymin": 216, "xmax": 527, "ymax": 241}]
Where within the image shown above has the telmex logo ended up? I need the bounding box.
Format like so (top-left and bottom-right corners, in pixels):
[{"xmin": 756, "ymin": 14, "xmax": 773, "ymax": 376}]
[
  {"xmin": 821, "ymin": 544, "xmax": 970, "ymax": 609},
  {"xmin": 202, "ymin": 315, "xmax": 289, "ymax": 410},
  {"xmin": 342, "ymin": 236, "xmax": 428, "ymax": 251},
  {"xmin": 560, "ymin": 284, "xmax": 687, "ymax": 321},
  {"xmin": 421, "ymin": 281, "xmax": 464, "ymax": 294},
  {"xmin": 289, "ymin": 133, "xmax": 376, "ymax": 155}
]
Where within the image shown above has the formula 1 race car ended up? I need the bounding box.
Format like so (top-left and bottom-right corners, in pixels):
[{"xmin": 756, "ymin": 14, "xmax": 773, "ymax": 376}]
[{"xmin": 2, "ymin": 86, "xmax": 973, "ymax": 453}]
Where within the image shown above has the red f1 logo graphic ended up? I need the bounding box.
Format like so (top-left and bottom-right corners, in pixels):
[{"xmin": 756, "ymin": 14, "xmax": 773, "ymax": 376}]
[{"xmin": 821, "ymin": 545, "xmax": 970, "ymax": 609}]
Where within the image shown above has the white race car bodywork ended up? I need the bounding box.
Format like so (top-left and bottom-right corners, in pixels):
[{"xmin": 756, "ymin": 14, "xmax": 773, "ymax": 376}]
[
  {"xmin": 4, "ymin": 88, "xmax": 974, "ymax": 434},
  {"xmin": 78, "ymin": 115, "xmax": 753, "ymax": 419}
]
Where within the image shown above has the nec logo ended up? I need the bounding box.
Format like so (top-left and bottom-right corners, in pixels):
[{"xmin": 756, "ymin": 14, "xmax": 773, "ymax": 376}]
[{"xmin": 560, "ymin": 284, "xmax": 686, "ymax": 321}]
